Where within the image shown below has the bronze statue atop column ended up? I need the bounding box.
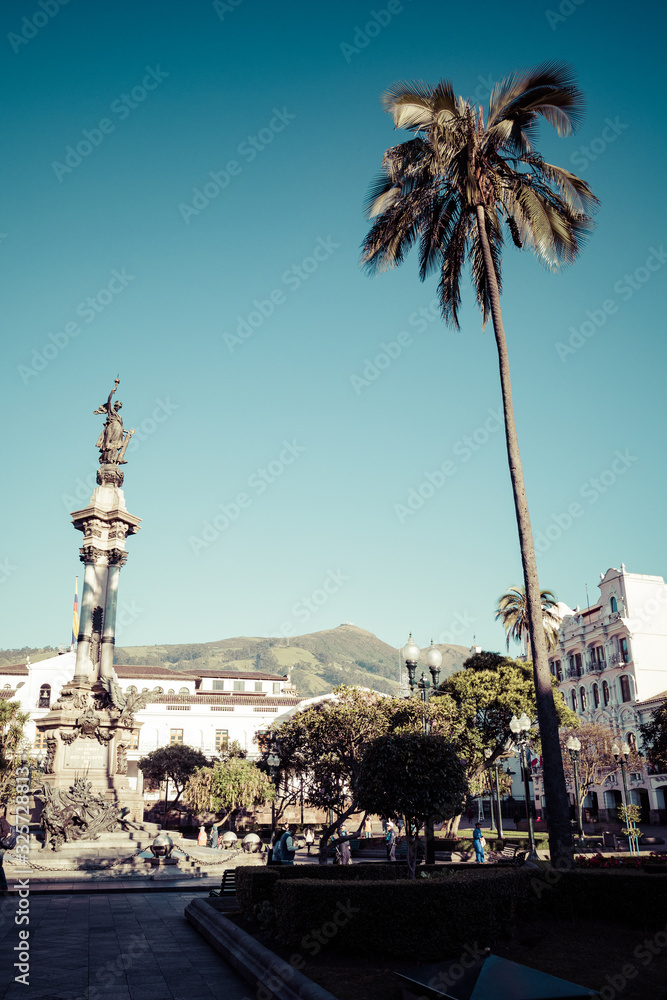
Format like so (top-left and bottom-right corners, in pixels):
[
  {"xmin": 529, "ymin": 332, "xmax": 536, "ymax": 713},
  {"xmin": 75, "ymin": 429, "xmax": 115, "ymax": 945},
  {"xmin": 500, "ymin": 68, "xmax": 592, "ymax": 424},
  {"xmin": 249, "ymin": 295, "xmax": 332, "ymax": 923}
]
[{"xmin": 94, "ymin": 379, "xmax": 134, "ymax": 464}]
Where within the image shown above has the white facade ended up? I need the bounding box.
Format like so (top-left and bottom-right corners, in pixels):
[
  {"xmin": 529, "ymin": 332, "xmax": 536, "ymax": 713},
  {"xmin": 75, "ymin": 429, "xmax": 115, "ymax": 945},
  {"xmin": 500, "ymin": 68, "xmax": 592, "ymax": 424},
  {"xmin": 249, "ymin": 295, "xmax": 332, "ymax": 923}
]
[
  {"xmin": 0, "ymin": 650, "xmax": 301, "ymax": 795},
  {"xmin": 539, "ymin": 565, "xmax": 667, "ymax": 824}
]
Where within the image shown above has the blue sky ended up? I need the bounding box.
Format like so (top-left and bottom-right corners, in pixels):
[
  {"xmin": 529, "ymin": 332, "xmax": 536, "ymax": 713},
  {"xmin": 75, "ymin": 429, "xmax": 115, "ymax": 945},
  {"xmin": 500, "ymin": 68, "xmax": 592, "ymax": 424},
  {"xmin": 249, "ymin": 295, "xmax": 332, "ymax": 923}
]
[{"xmin": 2, "ymin": 0, "xmax": 666, "ymax": 656}]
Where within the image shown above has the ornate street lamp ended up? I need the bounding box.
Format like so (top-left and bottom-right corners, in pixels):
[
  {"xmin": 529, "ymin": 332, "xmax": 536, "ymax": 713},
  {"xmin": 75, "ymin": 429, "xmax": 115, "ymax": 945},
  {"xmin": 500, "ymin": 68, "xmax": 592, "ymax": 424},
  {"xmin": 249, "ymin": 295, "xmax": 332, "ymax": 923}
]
[
  {"xmin": 565, "ymin": 735, "xmax": 584, "ymax": 842},
  {"xmin": 509, "ymin": 713, "xmax": 539, "ymax": 861},
  {"xmin": 401, "ymin": 635, "xmax": 443, "ymax": 865},
  {"xmin": 267, "ymin": 748, "xmax": 280, "ymax": 832},
  {"xmin": 612, "ymin": 741, "xmax": 638, "ymax": 855}
]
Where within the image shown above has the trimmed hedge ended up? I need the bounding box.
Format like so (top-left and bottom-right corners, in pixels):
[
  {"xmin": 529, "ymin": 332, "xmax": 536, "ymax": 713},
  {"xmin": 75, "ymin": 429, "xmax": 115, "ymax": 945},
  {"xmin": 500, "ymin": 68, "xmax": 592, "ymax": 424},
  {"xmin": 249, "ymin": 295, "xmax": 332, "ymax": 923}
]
[
  {"xmin": 235, "ymin": 863, "xmax": 492, "ymax": 918},
  {"xmin": 540, "ymin": 870, "xmax": 667, "ymax": 927},
  {"xmin": 273, "ymin": 869, "xmax": 532, "ymax": 961}
]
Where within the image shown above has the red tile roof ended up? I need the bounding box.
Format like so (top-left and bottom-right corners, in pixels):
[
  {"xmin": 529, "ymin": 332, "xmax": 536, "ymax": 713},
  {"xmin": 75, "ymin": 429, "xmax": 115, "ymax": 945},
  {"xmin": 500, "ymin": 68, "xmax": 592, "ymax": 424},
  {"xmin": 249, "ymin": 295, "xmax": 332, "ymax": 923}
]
[{"xmin": 0, "ymin": 664, "xmax": 29, "ymax": 675}]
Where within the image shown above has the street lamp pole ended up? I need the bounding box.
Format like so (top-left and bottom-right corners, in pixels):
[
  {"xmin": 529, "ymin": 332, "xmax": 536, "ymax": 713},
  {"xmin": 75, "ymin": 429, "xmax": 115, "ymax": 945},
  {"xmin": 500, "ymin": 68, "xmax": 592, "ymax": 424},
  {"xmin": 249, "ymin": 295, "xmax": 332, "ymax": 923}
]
[
  {"xmin": 510, "ymin": 713, "xmax": 539, "ymax": 862},
  {"xmin": 612, "ymin": 741, "xmax": 637, "ymax": 855},
  {"xmin": 402, "ymin": 635, "xmax": 442, "ymax": 866},
  {"xmin": 267, "ymin": 750, "xmax": 280, "ymax": 832},
  {"xmin": 565, "ymin": 736, "xmax": 584, "ymax": 843}
]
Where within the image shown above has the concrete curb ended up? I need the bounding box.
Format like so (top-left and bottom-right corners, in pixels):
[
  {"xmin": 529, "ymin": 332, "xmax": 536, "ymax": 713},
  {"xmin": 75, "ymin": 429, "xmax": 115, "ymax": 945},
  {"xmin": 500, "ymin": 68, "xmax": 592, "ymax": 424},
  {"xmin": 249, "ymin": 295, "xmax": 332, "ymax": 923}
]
[{"xmin": 185, "ymin": 898, "xmax": 339, "ymax": 1000}]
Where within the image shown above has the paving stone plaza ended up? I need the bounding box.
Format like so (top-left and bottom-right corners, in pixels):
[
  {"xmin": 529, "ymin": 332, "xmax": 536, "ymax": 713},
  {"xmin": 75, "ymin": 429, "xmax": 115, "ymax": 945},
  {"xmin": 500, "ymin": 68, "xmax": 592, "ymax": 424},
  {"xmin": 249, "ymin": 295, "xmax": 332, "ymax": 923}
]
[{"xmin": 0, "ymin": 891, "xmax": 249, "ymax": 1000}]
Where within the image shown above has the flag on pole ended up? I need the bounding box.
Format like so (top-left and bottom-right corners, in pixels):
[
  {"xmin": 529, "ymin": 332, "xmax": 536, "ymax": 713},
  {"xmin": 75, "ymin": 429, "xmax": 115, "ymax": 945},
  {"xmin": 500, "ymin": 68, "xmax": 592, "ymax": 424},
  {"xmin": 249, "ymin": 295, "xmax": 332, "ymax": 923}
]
[{"xmin": 72, "ymin": 577, "xmax": 79, "ymax": 647}]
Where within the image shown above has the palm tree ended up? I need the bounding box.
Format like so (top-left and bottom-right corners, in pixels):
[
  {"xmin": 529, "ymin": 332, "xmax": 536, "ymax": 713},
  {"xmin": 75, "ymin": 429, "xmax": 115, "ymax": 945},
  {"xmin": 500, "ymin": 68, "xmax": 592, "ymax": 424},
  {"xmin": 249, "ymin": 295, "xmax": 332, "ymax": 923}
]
[
  {"xmin": 361, "ymin": 63, "xmax": 598, "ymax": 866},
  {"xmin": 496, "ymin": 585, "xmax": 561, "ymax": 654}
]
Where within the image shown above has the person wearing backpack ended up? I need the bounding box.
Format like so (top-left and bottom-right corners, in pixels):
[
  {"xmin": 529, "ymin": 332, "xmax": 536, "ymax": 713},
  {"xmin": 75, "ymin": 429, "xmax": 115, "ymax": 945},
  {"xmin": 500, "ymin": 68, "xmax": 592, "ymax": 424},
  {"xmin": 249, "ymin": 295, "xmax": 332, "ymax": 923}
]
[{"xmin": 279, "ymin": 824, "xmax": 298, "ymax": 866}]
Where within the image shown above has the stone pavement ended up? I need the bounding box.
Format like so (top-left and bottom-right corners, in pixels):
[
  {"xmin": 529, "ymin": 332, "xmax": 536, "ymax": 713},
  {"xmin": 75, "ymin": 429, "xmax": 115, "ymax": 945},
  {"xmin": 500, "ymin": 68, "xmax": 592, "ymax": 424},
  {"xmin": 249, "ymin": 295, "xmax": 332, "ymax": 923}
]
[{"xmin": 0, "ymin": 892, "xmax": 250, "ymax": 1000}]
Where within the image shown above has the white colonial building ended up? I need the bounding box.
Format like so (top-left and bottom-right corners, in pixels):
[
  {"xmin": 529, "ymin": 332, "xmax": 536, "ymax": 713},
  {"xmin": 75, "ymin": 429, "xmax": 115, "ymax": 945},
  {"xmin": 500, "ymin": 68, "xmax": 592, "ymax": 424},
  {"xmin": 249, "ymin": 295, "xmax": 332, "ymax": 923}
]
[
  {"xmin": 540, "ymin": 565, "xmax": 667, "ymax": 824},
  {"xmin": 0, "ymin": 650, "xmax": 302, "ymax": 798}
]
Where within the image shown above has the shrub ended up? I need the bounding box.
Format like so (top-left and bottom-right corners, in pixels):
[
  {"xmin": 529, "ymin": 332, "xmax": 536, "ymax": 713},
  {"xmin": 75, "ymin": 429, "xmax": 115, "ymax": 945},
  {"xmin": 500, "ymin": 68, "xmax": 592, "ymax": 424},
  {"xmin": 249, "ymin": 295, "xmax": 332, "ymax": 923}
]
[
  {"xmin": 235, "ymin": 867, "xmax": 278, "ymax": 920},
  {"xmin": 273, "ymin": 870, "xmax": 532, "ymax": 961}
]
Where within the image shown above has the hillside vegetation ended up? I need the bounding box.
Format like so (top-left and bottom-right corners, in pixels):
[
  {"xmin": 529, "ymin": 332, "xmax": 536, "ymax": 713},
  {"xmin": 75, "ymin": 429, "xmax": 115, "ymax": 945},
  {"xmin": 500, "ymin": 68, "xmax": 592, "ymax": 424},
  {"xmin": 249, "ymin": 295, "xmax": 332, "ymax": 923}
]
[
  {"xmin": 112, "ymin": 624, "xmax": 470, "ymax": 697},
  {"xmin": 0, "ymin": 626, "xmax": 470, "ymax": 697}
]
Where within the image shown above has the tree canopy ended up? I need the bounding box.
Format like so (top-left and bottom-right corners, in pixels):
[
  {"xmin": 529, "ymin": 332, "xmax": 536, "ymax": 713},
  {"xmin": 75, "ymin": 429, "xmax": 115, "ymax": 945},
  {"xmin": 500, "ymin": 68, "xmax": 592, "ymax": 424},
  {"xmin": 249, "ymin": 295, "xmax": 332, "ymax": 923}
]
[
  {"xmin": 495, "ymin": 586, "xmax": 561, "ymax": 653},
  {"xmin": 138, "ymin": 744, "xmax": 209, "ymax": 809},
  {"xmin": 639, "ymin": 700, "xmax": 667, "ymax": 774},
  {"xmin": 559, "ymin": 722, "xmax": 642, "ymax": 812},
  {"xmin": 0, "ymin": 699, "xmax": 31, "ymax": 806},
  {"xmin": 184, "ymin": 756, "xmax": 273, "ymax": 829},
  {"xmin": 355, "ymin": 731, "xmax": 468, "ymax": 876}
]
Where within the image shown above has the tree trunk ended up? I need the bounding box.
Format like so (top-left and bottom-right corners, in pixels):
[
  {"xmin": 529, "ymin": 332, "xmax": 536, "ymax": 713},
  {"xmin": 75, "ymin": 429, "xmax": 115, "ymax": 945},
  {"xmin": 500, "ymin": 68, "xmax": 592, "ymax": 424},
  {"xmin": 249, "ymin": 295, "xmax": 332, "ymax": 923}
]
[{"xmin": 475, "ymin": 205, "xmax": 573, "ymax": 868}]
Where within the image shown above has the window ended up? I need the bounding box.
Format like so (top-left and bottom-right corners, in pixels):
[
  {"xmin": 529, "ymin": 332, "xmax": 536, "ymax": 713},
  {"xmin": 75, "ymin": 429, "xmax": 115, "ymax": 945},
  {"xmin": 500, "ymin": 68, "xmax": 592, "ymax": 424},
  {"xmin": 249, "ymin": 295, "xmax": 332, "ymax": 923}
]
[
  {"xmin": 215, "ymin": 729, "xmax": 229, "ymax": 752},
  {"xmin": 34, "ymin": 730, "xmax": 47, "ymax": 749},
  {"xmin": 610, "ymin": 596, "xmax": 618, "ymax": 613},
  {"xmin": 254, "ymin": 681, "xmax": 263, "ymax": 692},
  {"xmin": 142, "ymin": 687, "xmax": 149, "ymax": 693},
  {"xmin": 619, "ymin": 675, "xmax": 632, "ymax": 703},
  {"xmin": 620, "ymin": 637, "xmax": 629, "ymax": 664},
  {"xmin": 273, "ymin": 682, "xmax": 281, "ymax": 694},
  {"xmin": 627, "ymin": 732, "xmax": 637, "ymax": 752},
  {"xmin": 128, "ymin": 685, "xmax": 137, "ymax": 693},
  {"xmin": 169, "ymin": 729, "xmax": 183, "ymax": 746},
  {"xmin": 579, "ymin": 686, "xmax": 587, "ymax": 711},
  {"xmin": 233, "ymin": 681, "xmax": 245, "ymax": 692},
  {"xmin": 153, "ymin": 686, "xmax": 163, "ymax": 694},
  {"xmin": 549, "ymin": 660, "xmax": 555, "ymax": 676},
  {"xmin": 602, "ymin": 680, "xmax": 610, "ymax": 706},
  {"xmin": 130, "ymin": 731, "xmax": 140, "ymax": 749},
  {"xmin": 213, "ymin": 680, "xmax": 225, "ymax": 691},
  {"xmin": 167, "ymin": 688, "xmax": 175, "ymax": 695},
  {"xmin": 575, "ymin": 653, "xmax": 582, "ymax": 677},
  {"xmin": 555, "ymin": 660, "xmax": 563, "ymax": 682},
  {"xmin": 38, "ymin": 684, "xmax": 51, "ymax": 708},
  {"xmin": 179, "ymin": 687, "xmax": 189, "ymax": 695},
  {"xmin": 593, "ymin": 683, "xmax": 600, "ymax": 709},
  {"xmin": 571, "ymin": 690, "xmax": 578, "ymax": 711},
  {"xmin": 569, "ymin": 655, "xmax": 575, "ymax": 677}
]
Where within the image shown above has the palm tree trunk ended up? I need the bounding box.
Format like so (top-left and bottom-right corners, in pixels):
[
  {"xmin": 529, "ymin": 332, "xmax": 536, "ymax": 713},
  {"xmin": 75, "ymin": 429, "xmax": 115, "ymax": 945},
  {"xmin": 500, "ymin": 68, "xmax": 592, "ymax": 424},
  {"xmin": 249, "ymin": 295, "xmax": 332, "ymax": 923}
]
[{"xmin": 475, "ymin": 206, "xmax": 573, "ymax": 867}]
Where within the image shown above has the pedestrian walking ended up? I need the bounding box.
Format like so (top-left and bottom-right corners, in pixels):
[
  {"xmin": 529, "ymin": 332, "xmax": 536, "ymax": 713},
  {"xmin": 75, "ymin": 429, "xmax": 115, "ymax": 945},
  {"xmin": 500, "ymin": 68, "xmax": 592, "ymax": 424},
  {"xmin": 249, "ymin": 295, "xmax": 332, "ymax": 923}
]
[
  {"xmin": 304, "ymin": 825, "xmax": 315, "ymax": 855},
  {"xmin": 385, "ymin": 821, "xmax": 396, "ymax": 861},
  {"xmin": 473, "ymin": 822, "xmax": 486, "ymax": 864},
  {"xmin": 363, "ymin": 816, "xmax": 373, "ymax": 839}
]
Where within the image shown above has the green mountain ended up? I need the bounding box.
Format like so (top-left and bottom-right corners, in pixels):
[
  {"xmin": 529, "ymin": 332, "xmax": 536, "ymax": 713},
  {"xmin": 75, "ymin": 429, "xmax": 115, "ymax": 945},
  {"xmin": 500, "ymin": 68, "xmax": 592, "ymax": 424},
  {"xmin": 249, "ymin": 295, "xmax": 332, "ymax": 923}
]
[{"xmin": 111, "ymin": 624, "xmax": 470, "ymax": 697}]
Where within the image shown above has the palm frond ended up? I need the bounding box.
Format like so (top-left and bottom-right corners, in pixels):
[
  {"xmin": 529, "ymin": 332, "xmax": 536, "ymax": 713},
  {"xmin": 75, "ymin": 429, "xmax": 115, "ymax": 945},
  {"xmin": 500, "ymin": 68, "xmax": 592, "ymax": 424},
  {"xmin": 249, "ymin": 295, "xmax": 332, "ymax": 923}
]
[
  {"xmin": 381, "ymin": 79, "xmax": 456, "ymax": 131},
  {"xmin": 488, "ymin": 61, "xmax": 584, "ymax": 136}
]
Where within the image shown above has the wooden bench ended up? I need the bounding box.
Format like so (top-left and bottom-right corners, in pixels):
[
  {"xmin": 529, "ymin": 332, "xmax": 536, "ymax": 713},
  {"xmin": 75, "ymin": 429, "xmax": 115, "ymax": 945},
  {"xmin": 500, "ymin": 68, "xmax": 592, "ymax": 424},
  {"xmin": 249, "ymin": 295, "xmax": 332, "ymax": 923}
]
[
  {"xmin": 495, "ymin": 844, "xmax": 527, "ymax": 866},
  {"xmin": 209, "ymin": 868, "xmax": 236, "ymax": 897}
]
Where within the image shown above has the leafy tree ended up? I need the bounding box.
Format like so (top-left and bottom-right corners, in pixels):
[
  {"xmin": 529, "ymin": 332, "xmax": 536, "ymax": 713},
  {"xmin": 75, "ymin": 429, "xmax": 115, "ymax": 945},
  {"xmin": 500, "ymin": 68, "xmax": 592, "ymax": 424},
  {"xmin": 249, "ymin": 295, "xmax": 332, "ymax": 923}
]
[
  {"xmin": 265, "ymin": 686, "xmax": 398, "ymax": 861},
  {"xmin": 355, "ymin": 731, "xmax": 468, "ymax": 877},
  {"xmin": 138, "ymin": 744, "xmax": 209, "ymax": 818},
  {"xmin": 435, "ymin": 651, "xmax": 577, "ymax": 834},
  {"xmin": 639, "ymin": 700, "xmax": 667, "ymax": 774},
  {"xmin": 183, "ymin": 756, "xmax": 274, "ymax": 831},
  {"xmin": 254, "ymin": 648, "xmax": 279, "ymax": 672},
  {"xmin": 559, "ymin": 722, "xmax": 641, "ymax": 818},
  {"xmin": 0, "ymin": 700, "xmax": 32, "ymax": 807},
  {"xmin": 495, "ymin": 586, "xmax": 561, "ymax": 653},
  {"xmin": 361, "ymin": 64, "xmax": 598, "ymax": 866}
]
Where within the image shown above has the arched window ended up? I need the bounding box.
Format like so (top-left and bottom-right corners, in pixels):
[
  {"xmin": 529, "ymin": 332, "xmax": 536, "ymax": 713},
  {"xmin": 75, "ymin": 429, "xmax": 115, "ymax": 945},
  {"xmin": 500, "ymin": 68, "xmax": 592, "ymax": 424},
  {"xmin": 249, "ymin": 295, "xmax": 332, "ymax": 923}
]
[
  {"xmin": 3, "ymin": 683, "xmax": 11, "ymax": 690},
  {"xmin": 619, "ymin": 675, "xmax": 632, "ymax": 703},
  {"xmin": 179, "ymin": 687, "xmax": 189, "ymax": 695},
  {"xmin": 579, "ymin": 686, "xmax": 587, "ymax": 711},
  {"xmin": 610, "ymin": 596, "xmax": 618, "ymax": 613},
  {"xmin": 593, "ymin": 683, "xmax": 600, "ymax": 709},
  {"xmin": 38, "ymin": 684, "xmax": 51, "ymax": 708},
  {"xmin": 620, "ymin": 637, "xmax": 629, "ymax": 664},
  {"xmin": 128, "ymin": 685, "xmax": 137, "ymax": 694},
  {"xmin": 602, "ymin": 680, "xmax": 610, "ymax": 706},
  {"xmin": 167, "ymin": 688, "xmax": 175, "ymax": 695},
  {"xmin": 571, "ymin": 690, "xmax": 578, "ymax": 711},
  {"xmin": 153, "ymin": 686, "xmax": 163, "ymax": 694}
]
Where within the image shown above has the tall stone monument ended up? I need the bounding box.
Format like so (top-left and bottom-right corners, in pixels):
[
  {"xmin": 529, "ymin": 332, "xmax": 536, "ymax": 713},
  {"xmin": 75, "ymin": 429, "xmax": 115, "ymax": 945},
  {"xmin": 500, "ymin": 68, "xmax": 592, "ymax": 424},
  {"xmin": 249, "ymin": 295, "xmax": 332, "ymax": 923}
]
[{"xmin": 37, "ymin": 380, "xmax": 148, "ymax": 832}]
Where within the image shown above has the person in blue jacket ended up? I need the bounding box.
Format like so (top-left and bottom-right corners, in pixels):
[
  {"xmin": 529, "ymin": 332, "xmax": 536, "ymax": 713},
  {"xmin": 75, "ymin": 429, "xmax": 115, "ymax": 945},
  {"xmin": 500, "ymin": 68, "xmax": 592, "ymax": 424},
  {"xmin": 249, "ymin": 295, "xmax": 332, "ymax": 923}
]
[{"xmin": 473, "ymin": 822, "xmax": 485, "ymax": 864}]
